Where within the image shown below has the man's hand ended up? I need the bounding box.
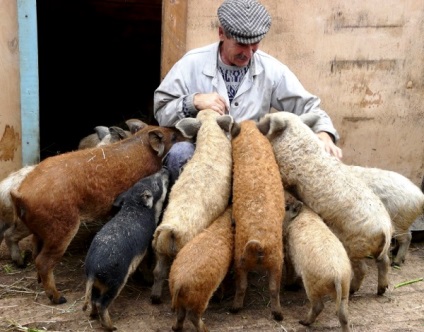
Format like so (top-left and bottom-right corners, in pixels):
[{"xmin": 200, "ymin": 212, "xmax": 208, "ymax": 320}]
[
  {"xmin": 316, "ymin": 132, "xmax": 343, "ymax": 160},
  {"xmin": 193, "ymin": 93, "xmax": 229, "ymax": 115}
]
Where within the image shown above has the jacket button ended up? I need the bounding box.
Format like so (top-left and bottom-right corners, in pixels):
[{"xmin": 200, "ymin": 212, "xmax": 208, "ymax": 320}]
[{"xmin": 234, "ymin": 102, "xmax": 239, "ymax": 106}]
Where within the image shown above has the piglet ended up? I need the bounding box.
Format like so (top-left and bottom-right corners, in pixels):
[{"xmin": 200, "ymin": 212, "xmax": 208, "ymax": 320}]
[
  {"xmin": 136, "ymin": 141, "xmax": 196, "ymax": 284},
  {"xmin": 283, "ymin": 199, "xmax": 352, "ymax": 332},
  {"xmin": 169, "ymin": 205, "xmax": 234, "ymax": 332},
  {"xmin": 82, "ymin": 168, "xmax": 170, "ymax": 331}
]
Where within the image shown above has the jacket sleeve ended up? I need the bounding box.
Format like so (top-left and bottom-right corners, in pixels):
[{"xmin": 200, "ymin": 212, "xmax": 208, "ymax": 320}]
[
  {"xmin": 154, "ymin": 62, "xmax": 199, "ymax": 127},
  {"xmin": 271, "ymin": 65, "xmax": 340, "ymax": 143}
]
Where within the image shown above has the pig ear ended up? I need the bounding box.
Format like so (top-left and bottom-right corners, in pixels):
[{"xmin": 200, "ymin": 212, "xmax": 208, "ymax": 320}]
[
  {"xmin": 299, "ymin": 113, "xmax": 320, "ymax": 128},
  {"xmin": 148, "ymin": 129, "xmax": 166, "ymax": 157},
  {"xmin": 141, "ymin": 190, "xmax": 154, "ymax": 208},
  {"xmin": 264, "ymin": 114, "xmax": 290, "ymax": 136},
  {"xmin": 293, "ymin": 200, "xmax": 303, "ymax": 216},
  {"xmin": 94, "ymin": 126, "xmax": 110, "ymax": 140},
  {"xmin": 113, "ymin": 191, "xmax": 127, "ymax": 208},
  {"xmin": 109, "ymin": 126, "xmax": 129, "ymax": 140},
  {"xmin": 231, "ymin": 121, "xmax": 241, "ymax": 138},
  {"xmin": 217, "ymin": 115, "xmax": 233, "ymax": 133},
  {"xmin": 175, "ymin": 118, "xmax": 201, "ymax": 138},
  {"xmin": 286, "ymin": 200, "xmax": 303, "ymax": 220},
  {"xmin": 126, "ymin": 118, "xmax": 148, "ymax": 134},
  {"xmin": 256, "ymin": 115, "xmax": 271, "ymax": 135}
]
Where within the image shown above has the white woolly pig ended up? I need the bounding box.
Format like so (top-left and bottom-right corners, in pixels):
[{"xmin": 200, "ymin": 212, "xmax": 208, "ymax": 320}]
[
  {"xmin": 151, "ymin": 109, "xmax": 233, "ymax": 304},
  {"xmin": 284, "ymin": 199, "xmax": 352, "ymax": 332},
  {"xmin": 347, "ymin": 165, "xmax": 424, "ymax": 266},
  {"xmin": 257, "ymin": 112, "xmax": 393, "ymax": 295}
]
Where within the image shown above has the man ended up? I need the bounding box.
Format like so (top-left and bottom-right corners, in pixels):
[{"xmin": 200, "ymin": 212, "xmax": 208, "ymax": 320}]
[{"xmin": 154, "ymin": 0, "xmax": 342, "ymax": 159}]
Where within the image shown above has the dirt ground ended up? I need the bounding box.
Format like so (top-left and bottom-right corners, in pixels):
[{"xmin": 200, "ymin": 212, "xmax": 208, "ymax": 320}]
[{"xmin": 1, "ymin": 224, "xmax": 424, "ymax": 332}]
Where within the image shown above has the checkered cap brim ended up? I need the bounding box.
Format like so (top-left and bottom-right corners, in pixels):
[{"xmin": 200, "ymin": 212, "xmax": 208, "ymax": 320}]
[{"xmin": 218, "ymin": 0, "xmax": 271, "ymax": 44}]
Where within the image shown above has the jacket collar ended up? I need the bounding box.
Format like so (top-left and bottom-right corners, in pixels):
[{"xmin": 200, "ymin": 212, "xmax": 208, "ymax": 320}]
[{"xmin": 203, "ymin": 42, "xmax": 263, "ymax": 78}]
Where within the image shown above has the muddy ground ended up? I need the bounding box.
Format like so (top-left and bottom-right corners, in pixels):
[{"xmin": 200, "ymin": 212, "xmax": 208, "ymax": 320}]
[{"xmin": 0, "ymin": 225, "xmax": 424, "ymax": 332}]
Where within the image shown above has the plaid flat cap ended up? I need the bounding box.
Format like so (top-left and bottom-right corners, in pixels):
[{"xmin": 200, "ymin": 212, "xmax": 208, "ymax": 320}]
[{"xmin": 218, "ymin": 0, "xmax": 271, "ymax": 44}]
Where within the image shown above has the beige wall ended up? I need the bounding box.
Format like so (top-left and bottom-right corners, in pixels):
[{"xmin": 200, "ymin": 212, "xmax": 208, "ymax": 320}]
[
  {"xmin": 0, "ymin": 1, "xmax": 21, "ymax": 180},
  {"xmin": 162, "ymin": 0, "xmax": 424, "ymax": 186}
]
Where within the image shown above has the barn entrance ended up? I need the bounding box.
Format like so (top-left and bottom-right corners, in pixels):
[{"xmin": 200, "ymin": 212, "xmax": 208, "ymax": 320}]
[{"xmin": 36, "ymin": 0, "xmax": 162, "ymax": 160}]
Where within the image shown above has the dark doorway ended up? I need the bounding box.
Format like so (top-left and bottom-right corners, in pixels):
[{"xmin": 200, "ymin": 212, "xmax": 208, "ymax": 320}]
[{"xmin": 36, "ymin": 0, "xmax": 162, "ymax": 160}]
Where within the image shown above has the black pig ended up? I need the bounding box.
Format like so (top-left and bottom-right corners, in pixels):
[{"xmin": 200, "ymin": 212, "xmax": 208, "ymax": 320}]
[{"xmin": 82, "ymin": 168, "xmax": 170, "ymax": 331}]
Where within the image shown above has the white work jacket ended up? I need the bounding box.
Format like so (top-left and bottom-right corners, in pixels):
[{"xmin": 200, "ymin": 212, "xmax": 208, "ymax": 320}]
[{"xmin": 154, "ymin": 42, "xmax": 339, "ymax": 142}]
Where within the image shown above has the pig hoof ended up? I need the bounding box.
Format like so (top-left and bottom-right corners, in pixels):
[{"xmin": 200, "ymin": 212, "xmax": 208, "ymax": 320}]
[
  {"xmin": 284, "ymin": 283, "xmax": 302, "ymax": 292},
  {"xmin": 50, "ymin": 295, "xmax": 67, "ymax": 304},
  {"xmin": 23, "ymin": 249, "xmax": 32, "ymax": 264},
  {"xmin": 299, "ymin": 320, "xmax": 311, "ymax": 326},
  {"xmin": 101, "ymin": 324, "xmax": 117, "ymax": 331},
  {"xmin": 377, "ymin": 285, "xmax": 388, "ymax": 295},
  {"xmin": 150, "ymin": 295, "xmax": 162, "ymax": 305},
  {"xmin": 349, "ymin": 287, "xmax": 358, "ymax": 295},
  {"xmin": 272, "ymin": 311, "xmax": 283, "ymax": 321},
  {"xmin": 229, "ymin": 307, "xmax": 240, "ymax": 314},
  {"xmin": 15, "ymin": 260, "xmax": 26, "ymax": 269},
  {"xmin": 89, "ymin": 312, "xmax": 98, "ymax": 319},
  {"xmin": 58, "ymin": 296, "xmax": 67, "ymax": 304}
]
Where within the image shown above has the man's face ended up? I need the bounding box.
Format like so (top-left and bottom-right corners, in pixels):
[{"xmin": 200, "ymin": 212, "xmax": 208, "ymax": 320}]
[{"xmin": 219, "ymin": 27, "xmax": 259, "ymax": 67}]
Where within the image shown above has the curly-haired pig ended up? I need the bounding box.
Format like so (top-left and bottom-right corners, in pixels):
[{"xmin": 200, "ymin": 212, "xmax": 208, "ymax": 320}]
[
  {"xmin": 169, "ymin": 205, "xmax": 234, "ymax": 332},
  {"xmin": 11, "ymin": 123, "xmax": 189, "ymax": 304},
  {"xmin": 257, "ymin": 112, "xmax": 392, "ymax": 296},
  {"xmin": 283, "ymin": 199, "xmax": 352, "ymax": 332}
]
